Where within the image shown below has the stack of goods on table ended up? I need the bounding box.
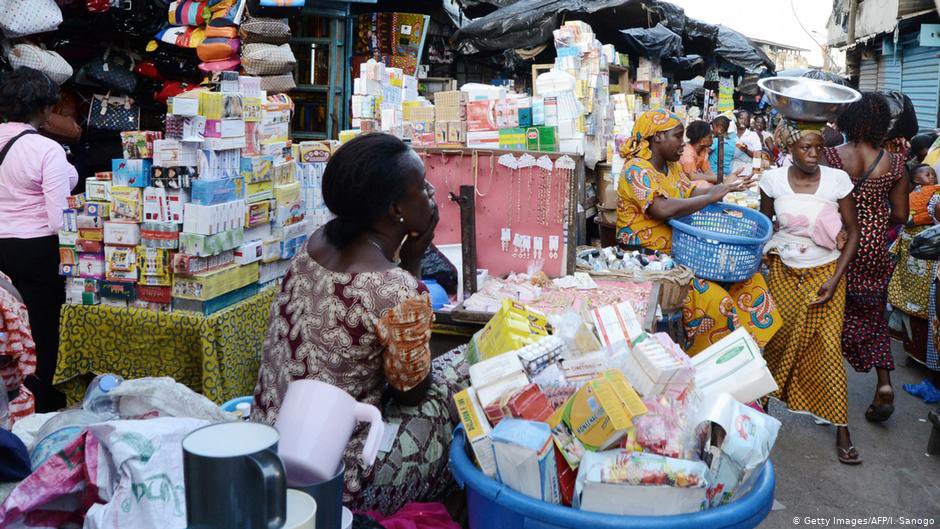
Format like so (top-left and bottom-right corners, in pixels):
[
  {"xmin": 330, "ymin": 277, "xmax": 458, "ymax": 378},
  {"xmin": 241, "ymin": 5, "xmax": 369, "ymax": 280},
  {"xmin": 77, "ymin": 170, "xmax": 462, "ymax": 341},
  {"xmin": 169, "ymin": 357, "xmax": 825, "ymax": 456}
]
[
  {"xmin": 456, "ymin": 297, "xmax": 781, "ymax": 515},
  {"xmin": 56, "ymin": 80, "xmax": 332, "ymax": 315},
  {"xmin": 547, "ymin": 21, "xmax": 610, "ymax": 166}
]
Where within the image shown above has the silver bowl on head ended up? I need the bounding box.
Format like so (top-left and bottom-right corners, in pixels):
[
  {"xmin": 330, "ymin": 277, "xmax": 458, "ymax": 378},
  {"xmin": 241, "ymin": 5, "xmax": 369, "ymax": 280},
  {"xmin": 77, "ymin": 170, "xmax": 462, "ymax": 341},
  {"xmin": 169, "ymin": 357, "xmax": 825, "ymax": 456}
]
[{"xmin": 758, "ymin": 77, "xmax": 862, "ymax": 122}]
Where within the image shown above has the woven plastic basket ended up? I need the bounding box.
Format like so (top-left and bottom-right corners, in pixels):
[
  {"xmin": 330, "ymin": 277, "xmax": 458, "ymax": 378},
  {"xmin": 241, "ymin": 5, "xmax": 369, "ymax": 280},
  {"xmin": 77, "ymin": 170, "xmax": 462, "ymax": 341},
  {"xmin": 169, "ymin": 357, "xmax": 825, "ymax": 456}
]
[{"xmin": 668, "ymin": 203, "xmax": 773, "ymax": 283}]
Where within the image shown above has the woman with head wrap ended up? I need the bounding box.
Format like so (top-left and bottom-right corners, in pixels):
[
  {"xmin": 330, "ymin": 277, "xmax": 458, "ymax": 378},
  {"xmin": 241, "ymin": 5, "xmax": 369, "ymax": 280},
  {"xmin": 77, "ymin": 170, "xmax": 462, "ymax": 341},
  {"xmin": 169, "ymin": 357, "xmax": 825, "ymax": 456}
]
[
  {"xmin": 823, "ymin": 92, "xmax": 909, "ymax": 423},
  {"xmin": 761, "ymin": 119, "xmax": 861, "ymax": 464},
  {"xmin": 615, "ymin": 109, "xmax": 783, "ymax": 355}
]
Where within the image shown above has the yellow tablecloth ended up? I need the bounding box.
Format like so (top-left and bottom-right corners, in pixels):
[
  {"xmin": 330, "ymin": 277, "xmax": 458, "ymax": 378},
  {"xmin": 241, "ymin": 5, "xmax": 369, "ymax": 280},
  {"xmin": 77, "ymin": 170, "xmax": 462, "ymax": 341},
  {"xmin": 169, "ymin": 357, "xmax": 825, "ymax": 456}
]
[{"xmin": 55, "ymin": 287, "xmax": 276, "ymax": 405}]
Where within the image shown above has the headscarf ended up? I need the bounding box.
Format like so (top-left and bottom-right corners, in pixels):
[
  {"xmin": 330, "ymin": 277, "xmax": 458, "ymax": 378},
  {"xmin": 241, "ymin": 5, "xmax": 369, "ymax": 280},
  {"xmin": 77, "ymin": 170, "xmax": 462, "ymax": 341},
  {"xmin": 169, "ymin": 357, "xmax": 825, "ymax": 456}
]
[
  {"xmin": 620, "ymin": 108, "xmax": 683, "ymax": 160},
  {"xmin": 774, "ymin": 118, "xmax": 826, "ymax": 152}
]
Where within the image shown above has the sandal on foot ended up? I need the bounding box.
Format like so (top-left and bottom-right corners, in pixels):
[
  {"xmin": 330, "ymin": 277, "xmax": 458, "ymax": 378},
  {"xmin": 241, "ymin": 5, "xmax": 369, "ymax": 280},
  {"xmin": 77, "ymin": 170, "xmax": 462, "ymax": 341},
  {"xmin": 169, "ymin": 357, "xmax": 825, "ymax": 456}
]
[
  {"xmin": 865, "ymin": 403, "xmax": 895, "ymax": 422},
  {"xmin": 865, "ymin": 386, "xmax": 895, "ymax": 422},
  {"xmin": 837, "ymin": 445, "xmax": 862, "ymax": 465}
]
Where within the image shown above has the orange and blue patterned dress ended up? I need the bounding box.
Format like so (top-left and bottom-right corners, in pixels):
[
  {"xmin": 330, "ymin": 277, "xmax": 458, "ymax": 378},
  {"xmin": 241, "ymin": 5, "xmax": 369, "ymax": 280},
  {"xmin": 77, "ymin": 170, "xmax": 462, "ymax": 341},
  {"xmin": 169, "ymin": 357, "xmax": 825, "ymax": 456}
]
[{"xmin": 615, "ymin": 158, "xmax": 782, "ymax": 355}]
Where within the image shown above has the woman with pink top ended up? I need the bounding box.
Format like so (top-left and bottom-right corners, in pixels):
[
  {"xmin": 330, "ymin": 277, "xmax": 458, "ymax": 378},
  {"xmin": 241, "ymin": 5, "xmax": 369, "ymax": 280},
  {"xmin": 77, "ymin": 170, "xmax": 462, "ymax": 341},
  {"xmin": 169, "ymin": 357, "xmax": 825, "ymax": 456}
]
[{"xmin": 0, "ymin": 68, "xmax": 78, "ymax": 412}]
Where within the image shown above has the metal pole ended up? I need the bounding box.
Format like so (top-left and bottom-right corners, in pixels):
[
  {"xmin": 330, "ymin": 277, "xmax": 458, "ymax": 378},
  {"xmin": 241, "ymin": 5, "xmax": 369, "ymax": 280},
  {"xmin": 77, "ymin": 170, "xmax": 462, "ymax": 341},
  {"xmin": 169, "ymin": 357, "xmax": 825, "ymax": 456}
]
[{"xmin": 456, "ymin": 185, "xmax": 478, "ymax": 299}]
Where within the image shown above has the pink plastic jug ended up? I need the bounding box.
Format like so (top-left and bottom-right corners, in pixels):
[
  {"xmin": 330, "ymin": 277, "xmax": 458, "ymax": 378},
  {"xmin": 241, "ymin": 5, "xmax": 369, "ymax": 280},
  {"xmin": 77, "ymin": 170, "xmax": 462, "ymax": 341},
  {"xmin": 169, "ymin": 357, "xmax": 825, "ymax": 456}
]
[{"xmin": 275, "ymin": 380, "xmax": 385, "ymax": 486}]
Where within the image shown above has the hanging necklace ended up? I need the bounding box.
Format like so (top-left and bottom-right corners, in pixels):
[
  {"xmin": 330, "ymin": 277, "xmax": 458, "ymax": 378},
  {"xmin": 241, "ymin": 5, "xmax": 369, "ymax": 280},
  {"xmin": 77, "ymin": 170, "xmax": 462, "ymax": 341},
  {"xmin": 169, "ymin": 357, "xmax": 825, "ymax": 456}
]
[
  {"xmin": 473, "ymin": 150, "xmax": 496, "ymax": 197},
  {"xmin": 536, "ymin": 155, "xmax": 554, "ymax": 226},
  {"xmin": 517, "ymin": 154, "xmax": 536, "ymax": 225},
  {"xmin": 554, "ymin": 155, "xmax": 576, "ymax": 224}
]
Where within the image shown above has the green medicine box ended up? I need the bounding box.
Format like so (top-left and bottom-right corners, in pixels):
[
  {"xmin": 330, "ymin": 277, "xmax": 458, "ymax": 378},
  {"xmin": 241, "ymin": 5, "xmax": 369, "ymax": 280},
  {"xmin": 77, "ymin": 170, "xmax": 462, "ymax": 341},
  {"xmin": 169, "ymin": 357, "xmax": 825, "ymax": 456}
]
[{"xmin": 526, "ymin": 126, "xmax": 557, "ymax": 152}]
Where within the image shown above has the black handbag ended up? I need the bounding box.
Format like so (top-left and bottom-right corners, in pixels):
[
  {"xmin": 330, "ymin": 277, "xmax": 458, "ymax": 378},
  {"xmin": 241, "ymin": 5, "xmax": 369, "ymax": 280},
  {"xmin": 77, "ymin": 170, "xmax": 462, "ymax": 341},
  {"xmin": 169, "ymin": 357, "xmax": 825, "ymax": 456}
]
[
  {"xmin": 83, "ymin": 49, "xmax": 139, "ymax": 94},
  {"xmin": 87, "ymin": 93, "xmax": 141, "ymax": 132},
  {"xmin": 151, "ymin": 41, "xmax": 203, "ymax": 83},
  {"xmin": 108, "ymin": 0, "xmax": 167, "ymax": 39}
]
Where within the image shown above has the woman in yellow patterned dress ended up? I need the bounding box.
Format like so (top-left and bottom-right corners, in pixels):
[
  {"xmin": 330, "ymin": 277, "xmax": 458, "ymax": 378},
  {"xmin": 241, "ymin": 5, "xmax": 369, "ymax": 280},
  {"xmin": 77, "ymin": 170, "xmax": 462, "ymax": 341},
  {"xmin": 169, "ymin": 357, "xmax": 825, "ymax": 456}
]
[{"xmin": 615, "ymin": 109, "xmax": 782, "ymax": 355}]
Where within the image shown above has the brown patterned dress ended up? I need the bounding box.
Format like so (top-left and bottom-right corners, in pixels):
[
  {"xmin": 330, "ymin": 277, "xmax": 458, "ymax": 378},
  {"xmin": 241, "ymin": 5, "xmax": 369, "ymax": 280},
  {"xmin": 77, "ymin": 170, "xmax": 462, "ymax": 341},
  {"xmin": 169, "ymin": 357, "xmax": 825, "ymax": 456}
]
[
  {"xmin": 251, "ymin": 247, "xmax": 468, "ymax": 513},
  {"xmin": 824, "ymin": 148, "xmax": 903, "ymax": 373}
]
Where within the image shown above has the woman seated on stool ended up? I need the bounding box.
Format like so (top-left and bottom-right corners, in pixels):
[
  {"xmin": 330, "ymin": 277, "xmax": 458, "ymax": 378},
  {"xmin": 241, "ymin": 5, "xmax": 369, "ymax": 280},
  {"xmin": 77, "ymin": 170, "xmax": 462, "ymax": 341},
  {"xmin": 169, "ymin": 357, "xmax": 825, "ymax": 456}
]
[
  {"xmin": 251, "ymin": 133, "xmax": 468, "ymax": 513},
  {"xmin": 615, "ymin": 109, "xmax": 783, "ymax": 355}
]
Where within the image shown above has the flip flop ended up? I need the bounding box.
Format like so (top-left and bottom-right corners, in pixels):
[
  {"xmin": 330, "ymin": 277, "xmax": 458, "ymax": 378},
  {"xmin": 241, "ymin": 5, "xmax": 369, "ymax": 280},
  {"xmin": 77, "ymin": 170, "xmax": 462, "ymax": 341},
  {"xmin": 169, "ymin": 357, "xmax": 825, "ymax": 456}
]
[{"xmin": 837, "ymin": 445, "xmax": 862, "ymax": 465}]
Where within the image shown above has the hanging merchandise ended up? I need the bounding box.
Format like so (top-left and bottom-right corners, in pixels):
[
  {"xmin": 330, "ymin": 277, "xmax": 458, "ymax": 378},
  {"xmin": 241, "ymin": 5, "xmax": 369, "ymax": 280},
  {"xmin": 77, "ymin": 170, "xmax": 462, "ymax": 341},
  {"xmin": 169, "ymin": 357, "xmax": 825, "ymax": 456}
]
[
  {"xmin": 108, "ymin": 0, "xmax": 168, "ymax": 39},
  {"xmin": 85, "ymin": 0, "xmax": 111, "ymax": 13},
  {"xmin": 82, "ymin": 49, "xmax": 139, "ymax": 95},
  {"xmin": 534, "ymin": 155, "xmax": 554, "ymax": 226},
  {"xmin": 4, "ymin": 43, "xmax": 73, "ymax": 85},
  {"xmin": 0, "ymin": 0, "xmax": 63, "ymax": 38},
  {"xmin": 168, "ymin": 0, "xmax": 212, "ymax": 27},
  {"xmin": 241, "ymin": 43, "xmax": 296, "ymax": 75},
  {"xmin": 239, "ymin": 15, "xmax": 290, "ymax": 44},
  {"xmin": 198, "ymin": 56, "xmax": 240, "ymax": 73},
  {"xmin": 717, "ymin": 77, "xmax": 734, "ymax": 113},
  {"xmin": 149, "ymin": 41, "xmax": 204, "ymax": 83},
  {"xmin": 258, "ymin": 73, "xmax": 295, "ymax": 92},
  {"xmin": 156, "ymin": 25, "xmax": 208, "ymax": 48},
  {"xmin": 197, "ymin": 37, "xmax": 240, "ymax": 62},
  {"xmin": 87, "ymin": 94, "xmax": 141, "ymax": 132},
  {"xmin": 554, "ymin": 154, "xmax": 575, "ymax": 225}
]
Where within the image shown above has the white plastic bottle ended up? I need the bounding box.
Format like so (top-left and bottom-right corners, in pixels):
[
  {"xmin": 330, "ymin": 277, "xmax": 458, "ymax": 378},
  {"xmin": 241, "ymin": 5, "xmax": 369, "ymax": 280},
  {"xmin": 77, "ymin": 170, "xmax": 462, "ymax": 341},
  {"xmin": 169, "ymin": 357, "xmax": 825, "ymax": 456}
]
[{"xmin": 82, "ymin": 373, "xmax": 124, "ymax": 418}]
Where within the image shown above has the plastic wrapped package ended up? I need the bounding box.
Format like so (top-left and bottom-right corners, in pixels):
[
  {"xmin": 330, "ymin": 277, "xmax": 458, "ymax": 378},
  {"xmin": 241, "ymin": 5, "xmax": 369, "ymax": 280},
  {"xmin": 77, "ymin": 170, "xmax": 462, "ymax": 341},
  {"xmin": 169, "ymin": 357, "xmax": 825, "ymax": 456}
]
[
  {"xmin": 108, "ymin": 377, "xmax": 234, "ymax": 422},
  {"xmin": 547, "ymin": 311, "xmax": 602, "ymax": 356},
  {"xmin": 624, "ymin": 392, "xmax": 702, "ymax": 460},
  {"xmin": 696, "ymin": 393, "xmax": 781, "ymax": 507}
]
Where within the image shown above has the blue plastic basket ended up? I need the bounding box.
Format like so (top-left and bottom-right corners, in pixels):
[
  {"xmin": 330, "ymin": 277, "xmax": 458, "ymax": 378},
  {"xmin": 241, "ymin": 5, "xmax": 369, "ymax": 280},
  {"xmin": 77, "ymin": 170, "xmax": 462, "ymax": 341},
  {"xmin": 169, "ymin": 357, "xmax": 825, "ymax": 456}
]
[
  {"xmin": 450, "ymin": 426, "xmax": 775, "ymax": 529},
  {"xmin": 668, "ymin": 203, "xmax": 773, "ymax": 283}
]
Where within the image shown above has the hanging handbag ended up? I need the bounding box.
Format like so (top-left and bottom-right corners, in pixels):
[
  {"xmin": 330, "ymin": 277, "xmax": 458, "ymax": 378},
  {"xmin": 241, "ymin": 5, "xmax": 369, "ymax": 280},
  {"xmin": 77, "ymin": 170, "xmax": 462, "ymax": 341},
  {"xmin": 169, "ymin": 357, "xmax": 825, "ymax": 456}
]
[
  {"xmin": 83, "ymin": 49, "xmax": 138, "ymax": 94},
  {"xmin": 150, "ymin": 40, "xmax": 203, "ymax": 82},
  {"xmin": 198, "ymin": 57, "xmax": 239, "ymax": 73},
  {"xmin": 259, "ymin": 73, "xmax": 295, "ymax": 93},
  {"xmin": 85, "ymin": 0, "xmax": 111, "ymax": 12},
  {"xmin": 168, "ymin": 0, "xmax": 210, "ymax": 26},
  {"xmin": 108, "ymin": 0, "xmax": 166, "ymax": 39},
  {"xmin": 239, "ymin": 15, "xmax": 290, "ymax": 44},
  {"xmin": 0, "ymin": 0, "xmax": 63, "ymax": 38},
  {"xmin": 87, "ymin": 93, "xmax": 140, "ymax": 131},
  {"xmin": 5, "ymin": 43, "xmax": 74, "ymax": 85},
  {"xmin": 242, "ymin": 43, "xmax": 296, "ymax": 75}
]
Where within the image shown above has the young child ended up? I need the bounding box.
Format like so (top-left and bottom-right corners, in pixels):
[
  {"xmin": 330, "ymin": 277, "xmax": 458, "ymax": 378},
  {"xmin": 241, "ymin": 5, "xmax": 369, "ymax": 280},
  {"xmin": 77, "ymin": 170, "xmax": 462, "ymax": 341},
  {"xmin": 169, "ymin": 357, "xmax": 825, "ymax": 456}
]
[{"xmin": 908, "ymin": 164, "xmax": 940, "ymax": 226}]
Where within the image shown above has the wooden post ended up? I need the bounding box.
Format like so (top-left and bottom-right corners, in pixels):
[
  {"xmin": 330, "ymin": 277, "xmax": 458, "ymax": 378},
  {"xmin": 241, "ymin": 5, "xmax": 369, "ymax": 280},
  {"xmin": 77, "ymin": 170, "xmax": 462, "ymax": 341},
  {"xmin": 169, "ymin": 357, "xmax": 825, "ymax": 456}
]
[{"xmin": 457, "ymin": 185, "xmax": 478, "ymax": 299}]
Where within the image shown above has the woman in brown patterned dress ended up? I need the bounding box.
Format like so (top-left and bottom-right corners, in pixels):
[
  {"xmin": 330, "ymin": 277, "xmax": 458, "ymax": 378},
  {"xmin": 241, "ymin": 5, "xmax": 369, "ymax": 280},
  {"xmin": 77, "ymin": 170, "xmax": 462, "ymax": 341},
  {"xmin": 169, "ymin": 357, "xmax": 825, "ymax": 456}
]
[
  {"xmin": 252, "ymin": 133, "xmax": 468, "ymax": 513},
  {"xmin": 823, "ymin": 93, "xmax": 910, "ymax": 422}
]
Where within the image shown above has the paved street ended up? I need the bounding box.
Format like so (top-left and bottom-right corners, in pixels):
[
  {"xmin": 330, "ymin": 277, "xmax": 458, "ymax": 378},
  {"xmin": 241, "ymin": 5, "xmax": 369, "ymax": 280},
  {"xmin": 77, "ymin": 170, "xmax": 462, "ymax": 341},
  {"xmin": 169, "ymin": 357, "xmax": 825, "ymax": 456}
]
[{"xmin": 763, "ymin": 350, "xmax": 940, "ymax": 528}]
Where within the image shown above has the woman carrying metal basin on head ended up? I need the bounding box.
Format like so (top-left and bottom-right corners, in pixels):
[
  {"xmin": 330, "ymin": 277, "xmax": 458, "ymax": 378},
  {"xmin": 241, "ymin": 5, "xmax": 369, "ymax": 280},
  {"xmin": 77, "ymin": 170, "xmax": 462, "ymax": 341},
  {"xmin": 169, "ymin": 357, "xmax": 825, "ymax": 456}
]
[
  {"xmin": 615, "ymin": 108, "xmax": 783, "ymax": 356},
  {"xmin": 759, "ymin": 76, "xmax": 864, "ymax": 464}
]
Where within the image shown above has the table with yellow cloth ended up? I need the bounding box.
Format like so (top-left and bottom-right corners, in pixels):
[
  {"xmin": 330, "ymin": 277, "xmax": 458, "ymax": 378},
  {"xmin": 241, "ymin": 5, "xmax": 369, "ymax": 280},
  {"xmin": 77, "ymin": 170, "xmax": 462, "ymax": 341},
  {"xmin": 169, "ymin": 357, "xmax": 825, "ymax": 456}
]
[{"xmin": 54, "ymin": 287, "xmax": 276, "ymax": 405}]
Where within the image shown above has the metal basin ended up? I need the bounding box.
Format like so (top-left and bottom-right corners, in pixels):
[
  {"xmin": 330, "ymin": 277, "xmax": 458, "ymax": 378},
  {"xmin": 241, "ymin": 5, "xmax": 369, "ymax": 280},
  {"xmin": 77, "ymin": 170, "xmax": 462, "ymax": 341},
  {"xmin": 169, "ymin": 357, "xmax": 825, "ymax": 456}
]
[{"xmin": 758, "ymin": 76, "xmax": 861, "ymax": 122}]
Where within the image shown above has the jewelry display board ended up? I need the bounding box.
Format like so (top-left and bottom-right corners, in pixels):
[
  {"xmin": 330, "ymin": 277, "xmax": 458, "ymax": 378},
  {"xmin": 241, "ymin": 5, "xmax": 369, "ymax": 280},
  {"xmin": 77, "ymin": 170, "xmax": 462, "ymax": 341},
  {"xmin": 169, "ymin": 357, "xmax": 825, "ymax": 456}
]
[{"xmin": 415, "ymin": 147, "xmax": 583, "ymax": 278}]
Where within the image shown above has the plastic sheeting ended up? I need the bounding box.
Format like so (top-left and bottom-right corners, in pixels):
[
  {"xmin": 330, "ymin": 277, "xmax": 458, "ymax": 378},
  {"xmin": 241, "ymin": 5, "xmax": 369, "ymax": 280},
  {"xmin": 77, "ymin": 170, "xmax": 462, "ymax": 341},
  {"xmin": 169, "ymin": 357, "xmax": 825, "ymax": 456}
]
[
  {"xmin": 452, "ymin": 0, "xmax": 640, "ymax": 54},
  {"xmin": 619, "ymin": 23, "xmax": 683, "ymax": 59},
  {"xmin": 713, "ymin": 25, "xmax": 775, "ymax": 74},
  {"xmin": 777, "ymin": 68, "xmax": 849, "ymax": 86},
  {"xmin": 663, "ymin": 54, "xmax": 704, "ymax": 81},
  {"xmin": 884, "ymin": 91, "xmax": 919, "ymax": 141}
]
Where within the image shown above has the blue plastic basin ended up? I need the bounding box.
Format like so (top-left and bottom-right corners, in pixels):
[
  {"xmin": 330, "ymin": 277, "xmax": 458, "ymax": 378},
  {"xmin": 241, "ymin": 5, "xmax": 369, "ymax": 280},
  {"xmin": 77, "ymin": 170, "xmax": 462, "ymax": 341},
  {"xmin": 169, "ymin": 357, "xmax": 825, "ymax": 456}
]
[
  {"xmin": 449, "ymin": 426, "xmax": 775, "ymax": 529},
  {"xmin": 220, "ymin": 395, "xmax": 253, "ymax": 413}
]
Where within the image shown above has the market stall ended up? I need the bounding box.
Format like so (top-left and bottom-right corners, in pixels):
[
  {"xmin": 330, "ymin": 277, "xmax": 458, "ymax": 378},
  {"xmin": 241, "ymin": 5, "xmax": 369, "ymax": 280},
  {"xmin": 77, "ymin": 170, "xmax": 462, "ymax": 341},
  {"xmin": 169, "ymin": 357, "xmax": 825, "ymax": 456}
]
[{"xmin": 54, "ymin": 287, "xmax": 275, "ymax": 405}]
